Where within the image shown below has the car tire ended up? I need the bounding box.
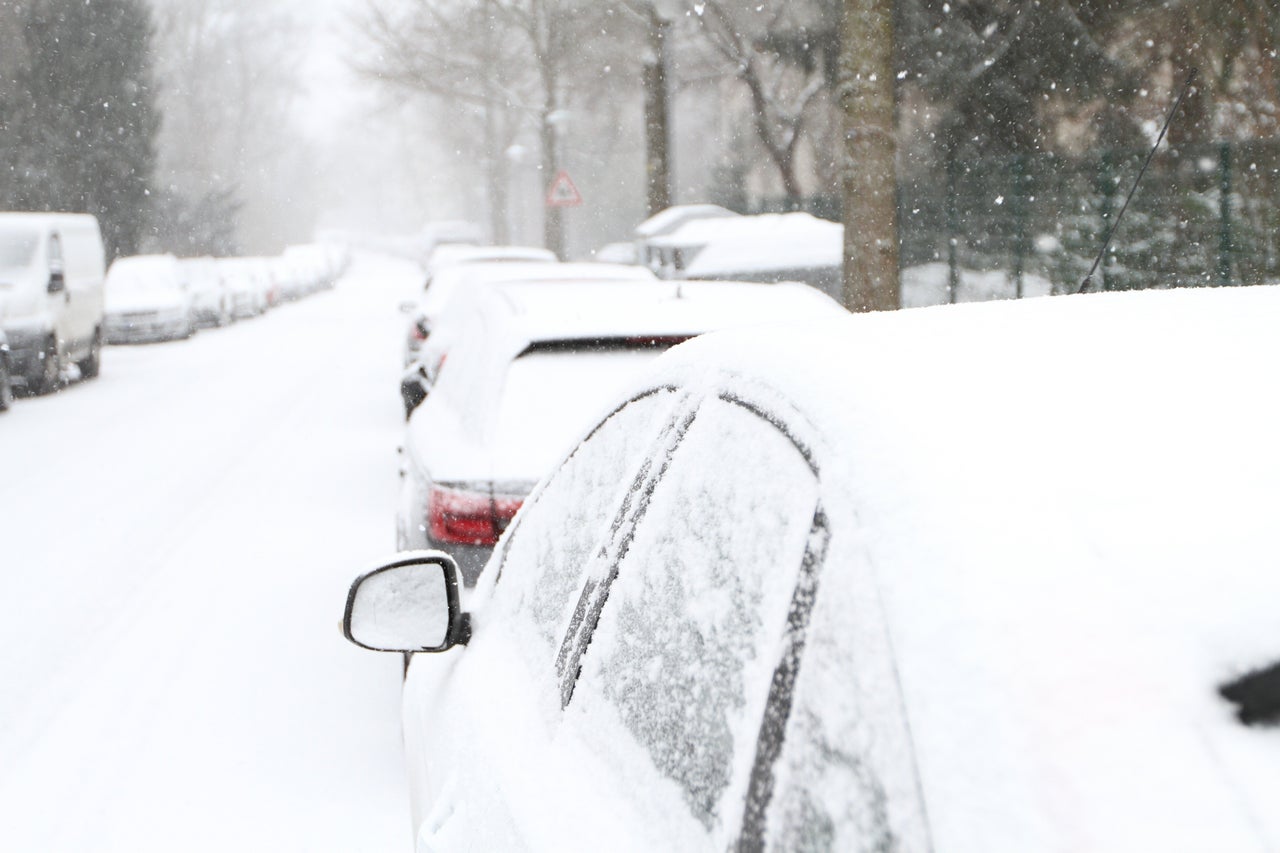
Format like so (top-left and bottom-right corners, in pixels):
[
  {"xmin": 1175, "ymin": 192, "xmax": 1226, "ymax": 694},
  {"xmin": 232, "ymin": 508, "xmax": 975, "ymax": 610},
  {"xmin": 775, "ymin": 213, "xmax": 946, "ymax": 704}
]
[
  {"xmin": 78, "ymin": 327, "xmax": 102, "ymax": 380},
  {"xmin": 31, "ymin": 335, "xmax": 61, "ymax": 395},
  {"xmin": 0, "ymin": 356, "xmax": 13, "ymax": 412}
]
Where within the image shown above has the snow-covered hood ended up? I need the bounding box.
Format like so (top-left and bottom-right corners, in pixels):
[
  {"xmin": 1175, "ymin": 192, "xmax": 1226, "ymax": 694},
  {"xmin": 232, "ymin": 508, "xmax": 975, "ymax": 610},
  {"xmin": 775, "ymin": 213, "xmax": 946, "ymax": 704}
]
[{"xmin": 105, "ymin": 288, "xmax": 186, "ymax": 315}]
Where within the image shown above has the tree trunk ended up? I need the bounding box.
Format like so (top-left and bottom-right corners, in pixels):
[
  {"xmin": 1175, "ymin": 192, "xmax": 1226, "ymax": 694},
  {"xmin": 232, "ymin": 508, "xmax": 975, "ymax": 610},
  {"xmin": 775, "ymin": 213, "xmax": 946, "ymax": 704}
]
[
  {"xmin": 541, "ymin": 110, "xmax": 564, "ymax": 258},
  {"xmin": 643, "ymin": 13, "xmax": 672, "ymax": 217},
  {"xmin": 839, "ymin": 0, "xmax": 899, "ymax": 312},
  {"xmin": 482, "ymin": 0, "xmax": 509, "ymax": 244}
]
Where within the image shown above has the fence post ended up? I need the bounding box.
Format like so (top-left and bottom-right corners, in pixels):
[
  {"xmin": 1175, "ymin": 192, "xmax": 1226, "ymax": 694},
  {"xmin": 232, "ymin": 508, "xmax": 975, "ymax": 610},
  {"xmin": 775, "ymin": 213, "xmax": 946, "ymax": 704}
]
[
  {"xmin": 946, "ymin": 149, "xmax": 959, "ymax": 304},
  {"xmin": 1218, "ymin": 141, "xmax": 1233, "ymax": 287},
  {"xmin": 1012, "ymin": 154, "xmax": 1028, "ymax": 299}
]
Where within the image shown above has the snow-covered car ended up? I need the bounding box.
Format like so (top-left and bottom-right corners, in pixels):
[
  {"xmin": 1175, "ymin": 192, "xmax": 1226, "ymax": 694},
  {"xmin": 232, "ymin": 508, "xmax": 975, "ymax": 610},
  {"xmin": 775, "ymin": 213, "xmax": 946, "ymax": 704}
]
[
  {"xmin": 0, "ymin": 212, "xmax": 106, "ymax": 392},
  {"xmin": 180, "ymin": 256, "xmax": 232, "ymax": 328},
  {"xmin": 395, "ymin": 277, "xmax": 844, "ymax": 584},
  {"xmin": 219, "ymin": 258, "xmax": 269, "ymax": 320},
  {"xmin": 103, "ymin": 254, "xmax": 194, "ymax": 343},
  {"xmin": 345, "ymin": 284, "xmax": 1280, "ymax": 850},
  {"xmin": 281, "ymin": 243, "xmax": 339, "ymax": 297},
  {"xmin": 402, "ymin": 247, "xmax": 560, "ymax": 367},
  {"xmin": 401, "ymin": 259, "xmax": 652, "ymax": 368}
]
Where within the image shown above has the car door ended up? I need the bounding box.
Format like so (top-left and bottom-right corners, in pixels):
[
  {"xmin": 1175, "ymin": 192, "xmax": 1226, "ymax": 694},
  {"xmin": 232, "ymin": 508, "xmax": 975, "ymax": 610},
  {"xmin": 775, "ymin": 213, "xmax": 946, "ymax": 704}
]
[
  {"xmin": 402, "ymin": 388, "xmax": 690, "ymax": 852},
  {"xmin": 548, "ymin": 393, "xmax": 827, "ymax": 849},
  {"xmin": 45, "ymin": 231, "xmax": 73, "ymax": 349}
]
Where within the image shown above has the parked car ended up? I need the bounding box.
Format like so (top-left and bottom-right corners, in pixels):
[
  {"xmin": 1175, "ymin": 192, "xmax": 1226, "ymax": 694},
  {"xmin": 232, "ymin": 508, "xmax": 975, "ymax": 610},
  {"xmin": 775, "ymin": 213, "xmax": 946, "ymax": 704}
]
[
  {"xmin": 219, "ymin": 258, "xmax": 270, "ymax": 320},
  {"xmin": 103, "ymin": 254, "xmax": 195, "ymax": 343},
  {"xmin": 281, "ymin": 243, "xmax": 340, "ymax": 297},
  {"xmin": 0, "ymin": 330, "xmax": 14, "ymax": 412},
  {"xmin": 345, "ymin": 284, "xmax": 1280, "ymax": 850},
  {"xmin": 180, "ymin": 256, "xmax": 233, "ymax": 328},
  {"xmin": 0, "ymin": 212, "xmax": 106, "ymax": 392},
  {"xmin": 396, "ymin": 277, "xmax": 844, "ymax": 584},
  {"xmin": 402, "ymin": 247, "xmax": 560, "ymax": 368},
  {"xmin": 402, "ymin": 260, "xmax": 653, "ymax": 368}
]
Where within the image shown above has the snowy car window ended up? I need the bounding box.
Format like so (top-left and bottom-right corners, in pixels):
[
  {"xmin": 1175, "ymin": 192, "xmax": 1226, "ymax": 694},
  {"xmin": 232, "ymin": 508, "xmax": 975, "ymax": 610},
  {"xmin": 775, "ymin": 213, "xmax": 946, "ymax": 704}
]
[
  {"xmin": 569, "ymin": 396, "xmax": 818, "ymax": 838},
  {"xmin": 490, "ymin": 389, "xmax": 681, "ymax": 655},
  {"xmin": 0, "ymin": 227, "xmax": 39, "ymax": 269},
  {"xmin": 490, "ymin": 348, "xmax": 675, "ymax": 480}
]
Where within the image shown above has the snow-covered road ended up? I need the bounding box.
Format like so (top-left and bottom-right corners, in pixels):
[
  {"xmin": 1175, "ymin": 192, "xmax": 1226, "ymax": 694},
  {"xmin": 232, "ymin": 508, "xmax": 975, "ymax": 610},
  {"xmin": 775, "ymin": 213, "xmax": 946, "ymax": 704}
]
[{"xmin": 0, "ymin": 253, "xmax": 418, "ymax": 850}]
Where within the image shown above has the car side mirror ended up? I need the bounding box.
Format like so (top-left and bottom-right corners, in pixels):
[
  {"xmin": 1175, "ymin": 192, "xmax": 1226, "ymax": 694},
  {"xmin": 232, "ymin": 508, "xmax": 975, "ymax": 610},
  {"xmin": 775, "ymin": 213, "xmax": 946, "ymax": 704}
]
[
  {"xmin": 343, "ymin": 551, "xmax": 471, "ymax": 653},
  {"xmin": 398, "ymin": 301, "xmax": 418, "ymax": 314},
  {"xmin": 47, "ymin": 266, "xmax": 66, "ymax": 294}
]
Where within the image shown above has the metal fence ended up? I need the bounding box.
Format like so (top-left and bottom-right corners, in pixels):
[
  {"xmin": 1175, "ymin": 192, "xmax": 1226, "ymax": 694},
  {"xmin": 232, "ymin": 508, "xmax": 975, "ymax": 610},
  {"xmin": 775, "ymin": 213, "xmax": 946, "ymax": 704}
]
[{"xmin": 741, "ymin": 138, "xmax": 1280, "ymax": 297}]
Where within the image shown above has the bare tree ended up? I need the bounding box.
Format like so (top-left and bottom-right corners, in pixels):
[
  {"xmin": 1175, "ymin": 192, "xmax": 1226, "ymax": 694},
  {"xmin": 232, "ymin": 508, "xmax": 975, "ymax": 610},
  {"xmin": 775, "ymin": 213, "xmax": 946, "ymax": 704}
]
[
  {"xmin": 356, "ymin": 0, "xmax": 640, "ymax": 254},
  {"xmin": 614, "ymin": 0, "xmax": 677, "ymax": 216},
  {"xmin": 150, "ymin": 0, "xmax": 309, "ymax": 253},
  {"xmin": 688, "ymin": 0, "xmax": 830, "ymax": 204},
  {"xmin": 356, "ymin": 0, "xmax": 532, "ymax": 243}
]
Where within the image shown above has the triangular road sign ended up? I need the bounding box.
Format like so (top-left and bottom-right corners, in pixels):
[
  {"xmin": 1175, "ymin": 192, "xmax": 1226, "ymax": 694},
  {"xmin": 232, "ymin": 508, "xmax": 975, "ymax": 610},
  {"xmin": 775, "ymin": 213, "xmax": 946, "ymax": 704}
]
[{"xmin": 546, "ymin": 170, "xmax": 583, "ymax": 208}]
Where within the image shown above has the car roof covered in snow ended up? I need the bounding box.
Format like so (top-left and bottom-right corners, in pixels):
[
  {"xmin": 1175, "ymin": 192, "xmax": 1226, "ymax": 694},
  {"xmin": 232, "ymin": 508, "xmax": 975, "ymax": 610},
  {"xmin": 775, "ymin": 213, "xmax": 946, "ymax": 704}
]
[
  {"xmin": 471, "ymin": 277, "xmax": 844, "ymax": 346},
  {"xmin": 411, "ymin": 278, "xmax": 846, "ymax": 485},
  {"xmin": 634, "ymin": 204, "xmax": 739, "ymax": 240},
  {"xmin": 645, "ymin": 211, "xmax": 833, "ymax": 251},
  {"xmin": 425, "ymin": 244, "xmax": 558, "ymax": 276},
  {"xmin": 682, "ymin": 216, "xmax": 842, "ymax": 277},
  {"xmin": 421, "ymin": 261, "xmax": 657, "ymax": 317},
  {"xmin": 602, "ymin": 283, "xmax": 1280, "ymax": 849},
  {"xmin": 106, "ymin": 253, "xmax": 182, "ymax": 280}
]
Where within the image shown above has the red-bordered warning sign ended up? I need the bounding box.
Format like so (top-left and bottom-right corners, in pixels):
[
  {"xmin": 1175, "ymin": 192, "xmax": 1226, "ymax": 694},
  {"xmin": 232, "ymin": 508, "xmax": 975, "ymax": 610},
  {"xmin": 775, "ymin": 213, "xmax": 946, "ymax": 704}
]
[{"xmin": 546, "ymin": 170, "xmax": 583, "ymax": 208}]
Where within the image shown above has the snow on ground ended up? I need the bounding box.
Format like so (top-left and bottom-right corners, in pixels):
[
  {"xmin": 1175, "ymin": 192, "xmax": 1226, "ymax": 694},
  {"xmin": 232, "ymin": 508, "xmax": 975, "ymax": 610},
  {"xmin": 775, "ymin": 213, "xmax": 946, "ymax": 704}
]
[{"xmin": 0, "ymin": 253, "xmax": 420, "ymax": 850}]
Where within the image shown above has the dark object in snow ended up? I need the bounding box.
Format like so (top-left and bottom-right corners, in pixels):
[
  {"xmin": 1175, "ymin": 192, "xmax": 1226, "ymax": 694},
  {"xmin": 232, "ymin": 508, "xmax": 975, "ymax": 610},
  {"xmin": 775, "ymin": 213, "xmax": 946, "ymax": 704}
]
[
  {"xmin": 1078, "ymin": 68, "xmax": 1198, "ymax": 295},
  {"xmin": 1220, "ymin": 660, "xmax": 1280, "ymax": 726}
]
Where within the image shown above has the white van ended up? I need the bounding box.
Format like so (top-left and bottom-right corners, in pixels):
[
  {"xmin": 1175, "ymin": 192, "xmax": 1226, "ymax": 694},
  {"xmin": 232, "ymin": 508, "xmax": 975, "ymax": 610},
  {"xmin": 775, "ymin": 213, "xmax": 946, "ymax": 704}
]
[{"xmin": 0, "ymin": 213, "xmax": 106, "ymax": 393}]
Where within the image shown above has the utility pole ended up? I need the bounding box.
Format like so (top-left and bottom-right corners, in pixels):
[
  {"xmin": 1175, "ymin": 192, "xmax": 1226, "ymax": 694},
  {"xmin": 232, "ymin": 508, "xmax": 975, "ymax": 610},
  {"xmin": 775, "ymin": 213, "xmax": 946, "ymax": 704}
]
[
  {"xmin": 643, "ymin": 9, "xmax": 673, "ymax": 216},
  {"xmin": 839, "ymin": 0, "xmax": 900, "ymax": 312}
]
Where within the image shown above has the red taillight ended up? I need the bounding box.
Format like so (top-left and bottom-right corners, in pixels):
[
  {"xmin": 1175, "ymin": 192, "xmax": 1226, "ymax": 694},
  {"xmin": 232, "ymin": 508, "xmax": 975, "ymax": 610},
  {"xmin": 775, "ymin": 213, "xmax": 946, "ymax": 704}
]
[{"xmin": 428, "ymin": 484, "xmax": 522, "ymax": 547}]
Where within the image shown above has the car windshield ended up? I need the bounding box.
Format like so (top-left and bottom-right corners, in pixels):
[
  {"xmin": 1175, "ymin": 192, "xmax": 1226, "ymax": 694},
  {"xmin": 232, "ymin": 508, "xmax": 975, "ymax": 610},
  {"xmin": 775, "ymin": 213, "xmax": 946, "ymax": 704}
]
[{"xmin": 107, "ymin": 266, "xmax": 172, "ymax": 293}]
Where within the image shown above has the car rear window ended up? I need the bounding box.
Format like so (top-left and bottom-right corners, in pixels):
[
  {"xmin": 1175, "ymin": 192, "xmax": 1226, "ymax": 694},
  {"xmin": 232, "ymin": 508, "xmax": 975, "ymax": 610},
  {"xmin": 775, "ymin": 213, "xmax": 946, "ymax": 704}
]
[{"xmin": 489, "ymin": 344, "xmax": 680, "ymax": 481}]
